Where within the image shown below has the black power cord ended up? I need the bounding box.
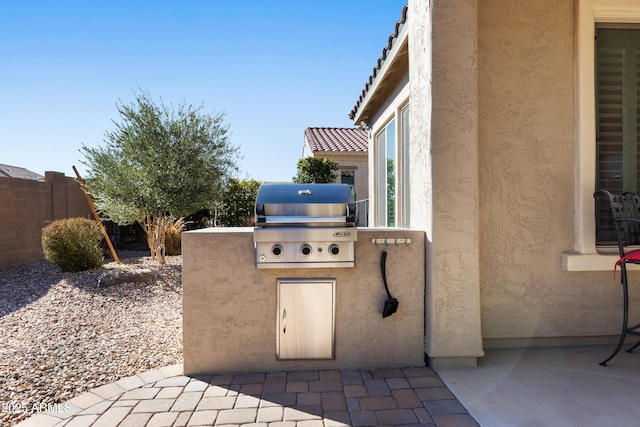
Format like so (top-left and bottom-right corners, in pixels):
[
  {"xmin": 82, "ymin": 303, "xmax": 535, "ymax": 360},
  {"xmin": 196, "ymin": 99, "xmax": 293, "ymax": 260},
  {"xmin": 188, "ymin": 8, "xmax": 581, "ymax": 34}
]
[{"xmin": 381, "ymin": 249, "xmax": 399, "ymax": 318}]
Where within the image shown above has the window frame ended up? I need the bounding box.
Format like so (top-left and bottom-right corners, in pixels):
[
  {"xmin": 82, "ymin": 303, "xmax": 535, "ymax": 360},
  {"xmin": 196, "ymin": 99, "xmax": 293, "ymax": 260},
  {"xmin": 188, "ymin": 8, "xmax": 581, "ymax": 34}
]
[
  {"xmin": 339, "ymin": 168, "xmax": 356, "ymax": 195},
  {"xmin": 563, "ymin": 0, "xmax": 640, "ymax": 270},
  {"xmin": 594, "ymin": 26, "xmax": 640, "ymax": 245},
  {"xmin": 400, "ymin": 104, "xmax": 410, "ymax": 228},
  {"xmin": 375, "ymin": 118, "xmax": 397, "ymax": 227},
  {"xmin": 372, "ymin": 97, "xmax": 410, "ymax": 228}
]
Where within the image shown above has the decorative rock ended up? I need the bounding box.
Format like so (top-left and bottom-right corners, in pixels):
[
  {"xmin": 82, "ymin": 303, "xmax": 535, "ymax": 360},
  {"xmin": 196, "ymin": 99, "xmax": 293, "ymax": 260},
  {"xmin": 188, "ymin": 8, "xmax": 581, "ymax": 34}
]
[
  {"xmin": 97, "ymin": 268, "xmax": 158, "ymax": 288},
  {"xmin": 0, "ymin": 251, "xmax": 182, "ymax": 426}
]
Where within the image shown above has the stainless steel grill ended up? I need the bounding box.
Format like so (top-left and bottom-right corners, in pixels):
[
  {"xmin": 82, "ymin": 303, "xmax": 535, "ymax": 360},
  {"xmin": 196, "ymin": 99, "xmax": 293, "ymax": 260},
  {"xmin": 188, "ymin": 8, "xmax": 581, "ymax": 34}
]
[{"xmin": 254, "ymin": 183, "xmax": 357, "ymax": 268}]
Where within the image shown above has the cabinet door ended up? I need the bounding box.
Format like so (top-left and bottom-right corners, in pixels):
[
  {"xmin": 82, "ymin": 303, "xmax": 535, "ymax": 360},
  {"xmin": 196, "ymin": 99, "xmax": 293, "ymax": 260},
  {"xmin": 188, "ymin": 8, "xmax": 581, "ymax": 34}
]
[{"xmin": 277, "ymin": 279, "xmax": 335, "ymax": 360}]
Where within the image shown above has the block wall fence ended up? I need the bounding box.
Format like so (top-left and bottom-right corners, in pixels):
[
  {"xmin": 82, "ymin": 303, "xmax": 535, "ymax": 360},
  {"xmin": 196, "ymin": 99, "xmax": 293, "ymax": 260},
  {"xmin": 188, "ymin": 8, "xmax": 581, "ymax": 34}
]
[{"xmin": 0, "ymin": 171, "xmax": 92, "ymax": 270}]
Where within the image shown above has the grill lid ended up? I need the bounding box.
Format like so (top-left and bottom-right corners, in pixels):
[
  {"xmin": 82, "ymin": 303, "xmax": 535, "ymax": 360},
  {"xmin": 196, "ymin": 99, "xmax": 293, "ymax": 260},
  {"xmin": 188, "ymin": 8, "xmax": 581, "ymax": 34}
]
[{"xmin": 255, "ymin": 183, "xmax": 356, "ymax": 227}]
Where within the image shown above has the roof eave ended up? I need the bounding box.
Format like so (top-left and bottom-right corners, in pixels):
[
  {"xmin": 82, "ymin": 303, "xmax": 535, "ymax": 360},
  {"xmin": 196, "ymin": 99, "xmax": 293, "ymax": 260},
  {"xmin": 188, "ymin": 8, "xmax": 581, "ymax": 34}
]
[{"xmin": 350, "ymin": 5, "xmax": 410, "ymax": 125}]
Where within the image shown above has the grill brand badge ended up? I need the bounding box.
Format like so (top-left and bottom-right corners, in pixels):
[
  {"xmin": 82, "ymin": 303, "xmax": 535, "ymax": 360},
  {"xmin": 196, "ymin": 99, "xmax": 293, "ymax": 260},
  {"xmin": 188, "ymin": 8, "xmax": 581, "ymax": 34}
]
[{"xmin": 333, "ymin": 231, "xmax": 351, "ymax": 238}]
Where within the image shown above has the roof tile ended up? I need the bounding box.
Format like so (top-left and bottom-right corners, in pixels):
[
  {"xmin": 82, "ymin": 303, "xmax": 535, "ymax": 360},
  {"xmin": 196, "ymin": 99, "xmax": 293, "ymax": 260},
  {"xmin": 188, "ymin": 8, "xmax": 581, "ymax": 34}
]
[
  {"xmin": 304, "ymin": 127, "xmax": 368, "ymax": 153},
  {"xmin": 349, "ymin": 4, "xmax": 409, "ymax": 121}
]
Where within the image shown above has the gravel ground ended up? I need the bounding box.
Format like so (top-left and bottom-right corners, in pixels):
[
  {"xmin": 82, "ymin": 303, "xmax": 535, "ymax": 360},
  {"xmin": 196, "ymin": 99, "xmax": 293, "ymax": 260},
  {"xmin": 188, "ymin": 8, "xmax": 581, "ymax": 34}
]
[{"xmin": 0, "ymin": 251, "xmax": 183, "ymax": 426}]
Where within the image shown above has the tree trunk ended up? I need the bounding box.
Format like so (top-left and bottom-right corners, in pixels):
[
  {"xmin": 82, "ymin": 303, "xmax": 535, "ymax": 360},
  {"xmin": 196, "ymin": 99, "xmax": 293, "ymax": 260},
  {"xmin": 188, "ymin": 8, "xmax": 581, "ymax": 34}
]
[
  {"xmin": 142, "ymin": 214, "xmax": 168, "ymax": 263},
  {"xmin": 145, "ymin": 215, "xmax": 156, "ymax": 260},
  {"xmin": 153, "ymin": 213, "xmax": 166, "ymax": 264}
]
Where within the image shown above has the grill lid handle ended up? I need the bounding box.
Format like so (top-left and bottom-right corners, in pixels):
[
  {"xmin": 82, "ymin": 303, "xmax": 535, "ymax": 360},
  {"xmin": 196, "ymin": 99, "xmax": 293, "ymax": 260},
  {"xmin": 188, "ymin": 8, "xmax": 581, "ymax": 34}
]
[{"xmin": 298, "ymin": 189, "xmax": 312, "ymax": 196}]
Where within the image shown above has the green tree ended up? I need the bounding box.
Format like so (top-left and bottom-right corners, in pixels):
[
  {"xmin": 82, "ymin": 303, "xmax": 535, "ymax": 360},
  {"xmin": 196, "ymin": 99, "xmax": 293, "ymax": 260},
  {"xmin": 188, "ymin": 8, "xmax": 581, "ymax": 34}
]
[
  {"xmin": 217, "ymin": 178, "xmax": 261, "ymax": 227},
  {"xmin": 80, "ymin": 90, "xmax": 238, "ymax": 263},
  {"xmin": 293, "ymin": 157, "xmax": 339, "ymax": 183},
  {"xmin": 387, "ymin": 158, "xmax": 395, "ymax": 227}
]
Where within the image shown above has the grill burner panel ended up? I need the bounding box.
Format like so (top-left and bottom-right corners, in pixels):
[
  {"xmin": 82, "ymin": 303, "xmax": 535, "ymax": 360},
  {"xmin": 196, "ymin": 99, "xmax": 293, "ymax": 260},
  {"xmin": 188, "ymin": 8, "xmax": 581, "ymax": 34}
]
[
  {"xmin": 254, "ymin": 227, "xmax": 357, "ymax": 268},
  {"xmin": 253, "ymin": 184, "xmax": 357, "ymax": 269}
]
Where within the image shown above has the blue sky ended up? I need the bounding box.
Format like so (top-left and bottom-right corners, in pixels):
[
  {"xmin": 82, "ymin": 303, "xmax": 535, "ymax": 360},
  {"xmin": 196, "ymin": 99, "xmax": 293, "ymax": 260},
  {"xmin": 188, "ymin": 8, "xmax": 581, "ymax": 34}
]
[{"xmin": 0, "ymin": 0, "xmax": 407, "ymax": 182}]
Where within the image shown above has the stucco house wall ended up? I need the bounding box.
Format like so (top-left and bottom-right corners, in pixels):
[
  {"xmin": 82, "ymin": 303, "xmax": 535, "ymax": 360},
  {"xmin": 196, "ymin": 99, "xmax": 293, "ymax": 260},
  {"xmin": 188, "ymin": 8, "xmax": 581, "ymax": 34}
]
[
  {"xmin": 478, "ymin": 0, "xmax": 582, "ymax": 344},
  {"xmin": 353, "ymin": 0, "xmax": 640, "ymax": 367},
  {"xmin": 476, "ymin": 0, "xmax": 640, "ymax": 346},
  {"xmin": 410, "ymin": 0, "xmax": 483, "ymax": 368}
]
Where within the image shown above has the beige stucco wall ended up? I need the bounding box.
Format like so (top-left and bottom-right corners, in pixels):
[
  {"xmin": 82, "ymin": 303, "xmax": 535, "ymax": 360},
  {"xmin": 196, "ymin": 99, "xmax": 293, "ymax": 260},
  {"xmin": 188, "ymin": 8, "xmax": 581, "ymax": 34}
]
[
  {"xmin": 182, "ymin": 228, "xmax": 425, "ymax": 375},
  {"xmin": 476, "ymin": 0, "xmax": 636, "ymax": 344},
  {"xmin": 409, "ymin": 0, "xmax": 484, "ymax": 367},
  {"xmin": 404, "ymin": 0, "xmax": 634, "ymax": 363}
]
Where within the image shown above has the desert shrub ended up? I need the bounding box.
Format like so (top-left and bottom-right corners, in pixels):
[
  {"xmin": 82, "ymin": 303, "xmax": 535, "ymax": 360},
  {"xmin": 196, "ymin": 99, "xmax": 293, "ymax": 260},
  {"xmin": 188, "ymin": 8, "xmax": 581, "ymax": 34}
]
[
  {"xmin": 42, "ymin": 217, "xmax": 104, "ymax": 271},
  {"xmin": 164, "ymin": 216, "xmax": 186, "ymax": 256},
  {"xmin": 218, "ymin": 178, "xmax": 261, "ymax": 227}
]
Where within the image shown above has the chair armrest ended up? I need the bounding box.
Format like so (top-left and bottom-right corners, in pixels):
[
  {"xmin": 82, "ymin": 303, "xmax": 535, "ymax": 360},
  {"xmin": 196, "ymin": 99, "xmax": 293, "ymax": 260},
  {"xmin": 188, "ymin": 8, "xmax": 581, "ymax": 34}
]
[{"xmin": 616, "ymin": 218, "xmax": 640, "ymax": 224}]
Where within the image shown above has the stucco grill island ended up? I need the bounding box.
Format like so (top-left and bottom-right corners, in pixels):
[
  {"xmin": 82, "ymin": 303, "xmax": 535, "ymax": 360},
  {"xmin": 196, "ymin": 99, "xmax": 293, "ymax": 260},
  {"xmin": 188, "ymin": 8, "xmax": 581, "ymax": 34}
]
[
  {"xmin": 252, "ymin": 184, "xmax": 359, "ymax": 360},
  {"xmin": 182, "ymin": 184, "xmax": 425, "ymax": 373}
]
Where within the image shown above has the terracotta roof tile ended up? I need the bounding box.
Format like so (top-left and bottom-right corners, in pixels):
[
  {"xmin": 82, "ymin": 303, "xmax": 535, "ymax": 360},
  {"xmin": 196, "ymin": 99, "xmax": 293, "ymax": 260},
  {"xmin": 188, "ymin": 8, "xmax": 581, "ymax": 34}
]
[
  {"xmin": 0, "ymin": 164, "xmax": 44, "ymax": 180},
  {"xmin": 349, "ymin": 3, "xmax": 409, "ymax": 121},
  {"xmin": 304, "ymin": 127, "xmax": 368, "ymax": 153}
]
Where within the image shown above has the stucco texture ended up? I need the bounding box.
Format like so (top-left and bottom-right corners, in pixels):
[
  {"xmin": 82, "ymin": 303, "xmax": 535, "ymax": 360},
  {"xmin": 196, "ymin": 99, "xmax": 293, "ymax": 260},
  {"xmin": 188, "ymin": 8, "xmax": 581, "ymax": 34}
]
[
  {"xmin": 409, "ymin": 0, "xmax": 484, "ymax": 363},
  {"xmin": 182, "ymin": 228, "xmax": 425, "ymax": 375},
  {"xmin": 477, "ymin": 0, "xmax": 635, "ymax": 341},
  {"xmin": 404, "ymin": 0, "xmax": 636, "ymax": 358}
]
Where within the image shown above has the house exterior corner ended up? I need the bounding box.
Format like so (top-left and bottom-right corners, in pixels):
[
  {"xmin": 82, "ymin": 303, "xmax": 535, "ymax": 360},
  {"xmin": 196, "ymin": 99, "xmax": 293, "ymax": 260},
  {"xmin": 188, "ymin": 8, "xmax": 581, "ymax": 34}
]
[{"xmin": 352, "ymin": 0, "xmax": 640, "ymax": 369}]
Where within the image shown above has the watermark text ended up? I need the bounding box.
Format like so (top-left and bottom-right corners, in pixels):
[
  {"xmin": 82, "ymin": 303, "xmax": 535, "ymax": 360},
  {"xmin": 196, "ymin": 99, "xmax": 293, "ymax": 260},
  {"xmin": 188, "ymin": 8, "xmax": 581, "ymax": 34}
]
[{"xmin": 3, "ymin": 401, "xmax": 73, "ymax": 414}]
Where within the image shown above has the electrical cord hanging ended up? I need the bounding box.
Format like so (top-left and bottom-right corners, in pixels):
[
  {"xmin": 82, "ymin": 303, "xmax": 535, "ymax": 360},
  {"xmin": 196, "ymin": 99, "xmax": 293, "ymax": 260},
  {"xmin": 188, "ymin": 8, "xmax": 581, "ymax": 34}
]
[{"xmin": 381, "ymin": 249, "xmax": 399, "ymax": 318}]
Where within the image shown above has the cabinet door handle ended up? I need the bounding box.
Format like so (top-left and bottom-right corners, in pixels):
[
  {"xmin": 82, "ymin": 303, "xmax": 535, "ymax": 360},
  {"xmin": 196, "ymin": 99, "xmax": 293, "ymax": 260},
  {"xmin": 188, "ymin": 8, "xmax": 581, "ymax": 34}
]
[{"xmin": 282, "ymin": 308, "xmax": 287, "ymax": 333}]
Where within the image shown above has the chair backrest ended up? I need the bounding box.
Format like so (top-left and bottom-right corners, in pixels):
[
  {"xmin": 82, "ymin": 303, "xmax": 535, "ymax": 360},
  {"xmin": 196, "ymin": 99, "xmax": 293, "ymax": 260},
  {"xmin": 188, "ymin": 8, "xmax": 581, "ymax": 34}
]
[{"xmin": 594, "ymin": 189, "xmax": 640, "ymax": 255}]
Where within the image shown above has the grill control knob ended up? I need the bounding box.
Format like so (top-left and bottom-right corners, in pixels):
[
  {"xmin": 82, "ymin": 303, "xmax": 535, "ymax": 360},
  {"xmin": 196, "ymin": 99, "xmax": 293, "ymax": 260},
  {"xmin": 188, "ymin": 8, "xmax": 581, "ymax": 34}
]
[
  {"xmin": 300, "ymin": 244, "xmax": 312, "ymax": 256},
  {"xmin": 328, "ymin": 244, "xmax": 340, "ymax": 255},
  {"xmin": 272, "ymin": 244, "xmax": 283, "ymax": 256}
]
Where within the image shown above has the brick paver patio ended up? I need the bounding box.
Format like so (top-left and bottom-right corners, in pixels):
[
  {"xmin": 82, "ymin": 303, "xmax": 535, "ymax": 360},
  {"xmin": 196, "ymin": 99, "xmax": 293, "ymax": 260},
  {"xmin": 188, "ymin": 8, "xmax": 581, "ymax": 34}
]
[{"xmin": 15, "ymin": 364, "xmax": 479, "ymax": 427}]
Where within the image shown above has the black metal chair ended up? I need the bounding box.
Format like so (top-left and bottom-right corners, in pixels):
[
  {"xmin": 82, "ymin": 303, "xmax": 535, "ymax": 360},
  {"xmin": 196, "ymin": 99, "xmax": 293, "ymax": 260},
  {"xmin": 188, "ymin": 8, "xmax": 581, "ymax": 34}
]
[{"xmin": 594, "ymin": 189, "xmax": 640, "ymax": 366}]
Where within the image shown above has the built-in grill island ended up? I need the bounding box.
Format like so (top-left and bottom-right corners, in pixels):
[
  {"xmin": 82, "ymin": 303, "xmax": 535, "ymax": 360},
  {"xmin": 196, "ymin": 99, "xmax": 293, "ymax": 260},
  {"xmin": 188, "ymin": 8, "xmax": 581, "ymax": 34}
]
[
  {"xmin": 252, "ymin": 184, "xmax": 357, "ymax": 360},
  {"xmin": 182, "ymin": 182, "xmax": 425, "ymax": 374},
  {"xmin": 254, "ymin": 183, "xmax": 357, "ymax": 269}
]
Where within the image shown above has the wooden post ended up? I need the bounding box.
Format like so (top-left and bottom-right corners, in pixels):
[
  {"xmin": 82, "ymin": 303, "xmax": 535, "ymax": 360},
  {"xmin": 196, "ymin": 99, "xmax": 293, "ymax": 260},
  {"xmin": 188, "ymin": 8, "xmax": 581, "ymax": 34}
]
[{"xmin": 72, "ymin": 166, "xmax": 120, "ymax": 264}]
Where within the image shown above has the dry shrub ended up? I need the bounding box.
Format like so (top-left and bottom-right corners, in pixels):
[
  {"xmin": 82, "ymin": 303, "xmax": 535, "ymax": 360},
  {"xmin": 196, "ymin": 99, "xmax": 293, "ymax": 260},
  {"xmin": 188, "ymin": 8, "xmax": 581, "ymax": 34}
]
[
  {"xmin": 164, "ymin": 217, "xmax": 186, "ymax": 256},
  {"xmin": 42, "ymin": 218, "xmax": 104, "ymax": 271}
]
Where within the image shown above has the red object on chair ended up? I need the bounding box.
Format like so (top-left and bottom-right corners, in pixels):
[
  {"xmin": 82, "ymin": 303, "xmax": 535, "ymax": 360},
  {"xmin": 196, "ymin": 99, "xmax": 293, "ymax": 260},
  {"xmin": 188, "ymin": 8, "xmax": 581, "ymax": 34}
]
[{"xmin": 615, "ymin": 249, "xmax": 640, "ymax": 281}]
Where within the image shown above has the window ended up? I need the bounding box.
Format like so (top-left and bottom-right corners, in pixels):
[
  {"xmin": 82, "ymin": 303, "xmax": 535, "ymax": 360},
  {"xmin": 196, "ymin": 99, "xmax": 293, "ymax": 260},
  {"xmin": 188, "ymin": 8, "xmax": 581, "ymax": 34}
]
[
  {"xmin": 340, "ymin": 170, "xmax": 355, "ymax": 195},
  {"xmin": 374, "ymin": 104, "xmax": 409, "ymax": 228},
  {"xmin": 376, "ymin": 119, "xmax": 397, "ymax": 226},
  {"xmin": 595, "ymin": 28, "xmax": 640, "ymax": 244},
  {"xmin": 401, "ymin": 104, "xmax": 410, "ymax": 227},
  {"xmin": 561, "ymin": 0, "xmax": 640, "ymax": 270}
]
